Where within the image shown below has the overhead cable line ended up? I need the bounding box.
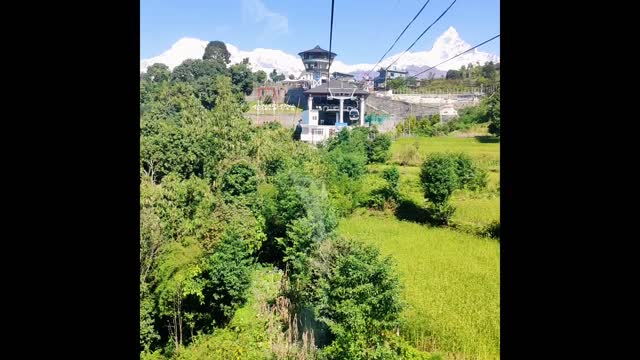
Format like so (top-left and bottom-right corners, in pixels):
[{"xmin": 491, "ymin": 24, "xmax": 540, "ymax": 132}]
[
  {"xmin": 366, "ymin": 0, "xmax": 432, "ymax": 76},
  {"xmin": 383, "ymin": 0, "xmax": 458, "ymax": 72},
  {"xmin": 407, "ymin": 34, "xmax": 500, "ymax": 79},
  {"xmin": 327, "ymin": 0, "xmax": 336, "ymax": 78}
]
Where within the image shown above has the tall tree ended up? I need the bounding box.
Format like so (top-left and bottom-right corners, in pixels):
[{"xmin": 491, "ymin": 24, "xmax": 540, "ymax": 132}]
[
  {"xmin": 203, "ymin": 40, "xmax": 231, "ymax": 64},
  {"xmin": 446, "ymin": 69, "xmax": 462, "ymax": 80},
  {"xmin": 269, "ymin": 69, "xmax": 278, "ymax": 82},
  {"xmin": 229, "ymin": 62, "xmax": 255, "ymax": 95},
  {"xmin": 143, "ymin": 63, "xmax": 171, "ymax": 83},
  {"xmin": 171, "ymin": 59, "xmax": 228, "ymax": 83},
  {"xmin": 254, "ymin": 70, "xmax": 267, "ymax": 84}
]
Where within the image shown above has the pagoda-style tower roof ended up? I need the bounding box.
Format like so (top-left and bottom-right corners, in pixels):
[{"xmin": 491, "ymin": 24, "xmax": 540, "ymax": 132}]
[{"xmin": 298, "ymin": 45, "xmax": 336, "ymax": 57}]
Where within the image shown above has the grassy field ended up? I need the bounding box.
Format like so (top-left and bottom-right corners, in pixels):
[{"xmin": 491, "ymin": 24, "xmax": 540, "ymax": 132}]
[
  {"xmin": 339, "ymin": 211, "xmax": 500, "ymax": 360},
  {"xmin": 370, "ymin": 136, "xmax": 500, "ymax": 232},
  {"xmin": 390, "ymin": 136, "xmax": 500, "ymax": 170},
  {"xmin": 341, "ymin": 135, "xmax": 500, "ymax": 359}
]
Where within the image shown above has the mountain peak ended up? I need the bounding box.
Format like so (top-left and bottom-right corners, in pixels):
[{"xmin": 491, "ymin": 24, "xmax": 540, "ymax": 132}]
[
  {"xmin": 443, "ymin": 26, "xmax": 460, "ymax": 38},
  {"xmin": 172, "ymin": 37, "xmax": 208, "ymax": 48},
  {"xmin": 141, "ymin": 27, "xmax": 498, "ymax": 74},
  {"xmin": 431, "ymin": 27, "xmax": 469, "ymax": 57}
]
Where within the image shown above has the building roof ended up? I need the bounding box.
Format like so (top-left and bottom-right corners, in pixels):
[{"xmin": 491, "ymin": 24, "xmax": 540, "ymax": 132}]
[
  {"xmin": 298, "ymin": 45, "xmax": 337, "ymax": 57},
  {"xmin": 304, "ymin": 80, "xmax": 369, "ymax": 96}
]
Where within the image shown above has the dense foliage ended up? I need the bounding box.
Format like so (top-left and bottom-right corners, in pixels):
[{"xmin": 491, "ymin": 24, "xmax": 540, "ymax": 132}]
[
  {"xmin": 139, "ymin": 44, "xmax": 419, "ymax": 359},
  {"xmin": 395, "ymin": 90, "xmax": 501, "ymax": 138},
  {"xmin": 486, "ymin": 91, "xmax": 500, "ymax": 136},
  {"xmin": 420, "ymin": 153, "xmax": 487, "ymax": 225},
  {"xmin": 310, "ymin": 238, "xmax": 404, "ymax": 359}
]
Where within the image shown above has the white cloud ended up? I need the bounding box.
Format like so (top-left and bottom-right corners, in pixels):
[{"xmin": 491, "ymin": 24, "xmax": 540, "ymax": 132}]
[
  {"xmin": 241, "ymin": 0, "xmax": 288, "ymax": 39},
  {"xmin": 140, "ymin": 27, "xmax": 499, "ymax": 76}
]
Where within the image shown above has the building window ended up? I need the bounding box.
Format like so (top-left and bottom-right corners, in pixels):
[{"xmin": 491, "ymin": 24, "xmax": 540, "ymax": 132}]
[{"xmin": 312, "ymin": 128, "xmax": 323, "ymax": 136}]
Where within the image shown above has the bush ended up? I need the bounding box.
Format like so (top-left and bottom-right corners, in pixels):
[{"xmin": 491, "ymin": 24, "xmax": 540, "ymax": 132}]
[
  {"xmin": 311, "ymin": 238, "xmax": 403, "ymax": 360},
  {"xmin": 397, "ymin": 142, "xmax": 422, "ymax": 166},
  {"xmin": 420, "ymin": 153, "xmax": 487, "ymax": 225},
  {"xmin": 420, "ymin": 153, "xmax": 459, "ymax": 205},
  {"xmin": 368, "ymin": 133, "xmax": 392, "ymax": 163},
  {"xmin": 428, "ymin": 202, "xmax": 456, "ymax": 226},
  {"xmin": 483, "ymin": 221, "xmax": 500, "ymax": 239},
  {"xmin": 194, "ymin": 229, "xmax": 253, "ymax": 329},
  {"xmin": 451, "ymin": 153, "xmax": 488, "ymax": 191},
  {"xmin": 365, "ymin": 192, "xmax": 386, "ymax": 210},
  {"xmin": 486, "ymin": 91, "xmax": 500, "ymax": 136},
  {"xmin": 220, "ymin": 161, "xmax": 258, "ymax": 199},
  {"xmin": 330, "ymin": 150, "xmax": 368, "ymax": 179}
]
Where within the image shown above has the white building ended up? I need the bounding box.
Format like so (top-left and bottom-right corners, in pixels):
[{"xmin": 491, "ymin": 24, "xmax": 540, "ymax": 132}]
[
  {"xmin": 297, "ymin": 45, "xmax": 336, "ymax": 88},
  {"xmin": 297, "ymin": 80, "xmax": 369, "ymax": 144},
  {"xmin": 294, "ymin": 46, "xmax": 370, "ymax": 144}
]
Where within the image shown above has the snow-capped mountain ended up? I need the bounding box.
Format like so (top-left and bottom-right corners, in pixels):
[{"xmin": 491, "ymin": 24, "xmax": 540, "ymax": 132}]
[{"xmin": 140, "ymin": 27, "xmax": 499, "ymax": 77}]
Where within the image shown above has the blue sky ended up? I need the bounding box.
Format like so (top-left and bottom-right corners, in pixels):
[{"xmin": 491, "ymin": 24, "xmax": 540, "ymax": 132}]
[{"xmin": 141, "ymin": 0, "xmax": 500, "ymax": 64}]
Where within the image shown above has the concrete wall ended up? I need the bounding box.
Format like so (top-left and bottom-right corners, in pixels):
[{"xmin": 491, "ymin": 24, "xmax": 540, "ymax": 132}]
[{"xmin": 245, "ymin": 113, "xmax": 300, "ymax": 128}]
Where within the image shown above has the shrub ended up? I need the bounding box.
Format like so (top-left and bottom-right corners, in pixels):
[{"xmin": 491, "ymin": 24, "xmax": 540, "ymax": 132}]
[
  {"xmin": 486, "ymin": 91, "xmax": 500, "ymax": 136},
  {"xmin": 483, "ymin": 221, "xmax": 500, "ymax": 239},
  {"xmin": 368, "ymin": 133, "xmax": 393, "ymax": 163},
  {"xmin": 382, "ymin": 166, "xmax": 400, "ymax": 190},
  {"xmin": 420, "ymin": 153, "xmax": 488, "ymax": 225},
  {"xmin": 311, "ymin": 238, "xmax": 403, "ymax": 359},
  {"xmin": 420, "ymin": 153, "xmax": 459, "ymax": 205},
  {"xmin": 451, "ymin": 153, "xmax": 488, "ymax": 191},
  {"xmin": 220, "ymin": 161, "xmax": 258, "ymax": 199},
  {"xmin": 398, "ymin": 142, "xmax": 422, "ymax": 166},
  {"xmin": 428, "ymin": 202, "xmax": 456, "ymax": 226},
  {"xmin": 330, "ymin": 150, "xmax": 368, "ymax": 179},
  {"xmin": 365, "ymin": 192, "xmax": 386, "ymax": 210},
  {"xmin": 194, "ymin": 229, "xmax": 253, "ymax": 329}
]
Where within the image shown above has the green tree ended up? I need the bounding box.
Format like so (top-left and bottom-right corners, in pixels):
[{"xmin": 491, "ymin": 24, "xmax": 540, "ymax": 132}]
[
  {"xmin": 482, "ymin": 61, "xmax": 496, "ymax": 79},
  {"xmin": 269, "ymin": 69, "xmax": 286, "ymax": 83},
  {"xmin": 288, "ymin": 74, "xmax": 295, "ymax": 80},
  {"xmin": 487, "ymin": 91, "xmax": 500, "ymax": 136},
  {"xmin": 262, "ymin": 168, "xmax": 337, "ymax": 277},
  {"xmin": 143, "ymin": 63, "xmax": 171, "ymax": 83},
  {"xmin": 387, "ymin": 77, "xmax": 406, "ymax": 90},
  {"xmin": 229, "ymin": 61, "xmax": 255, "ymax": 95},
  {"xmin": 451, "ymin": 153, "xmax": 488, "ymax": 191},
  {"xmin": 140, "ymin": 281, "xmax": 161, "ymax": 353},
  {"xmin": 195, "ymin": 228, "xmax": 253, "ymax": 328},
  {"xmin": 171, "ymin": 59, "xmax": 228, "ymax": 83},
  {"xmin": 203, "ymin": 40, "xmax": 231, "ymax": 64},
  {"xmin": 269, "ymin": 69, "xmax": 278, "ymax": 82},
  {"xmin": 254, "ymin": 70, "xmax": 267, "ymax": 84},
  {"xmin": 220, "ymin": 161, "xmax": 258, "ymax": 199},
  {"xmin": 446, "ymin": 69, "xmax": 463, "ymax": 80},
  {"xmin": 367, "ymin": 132, "xmax": 392, "ymax": 163},
  {"xmin": 420, "ymin": 153, "xmax": 487, "ymax": 225},
  {"xmin": 311, "ymin": 238, "xmax": 403, "ymax": 359},
  {"xmin": 420, "ymin": 153, "xmax": 459, "ymax": 224}
]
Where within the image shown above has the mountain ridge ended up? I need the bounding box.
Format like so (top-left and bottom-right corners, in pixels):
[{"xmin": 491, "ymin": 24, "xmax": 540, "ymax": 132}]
[{"xmin": 141, "ymin": 27, "xmax": 499, "ymax": 78}]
